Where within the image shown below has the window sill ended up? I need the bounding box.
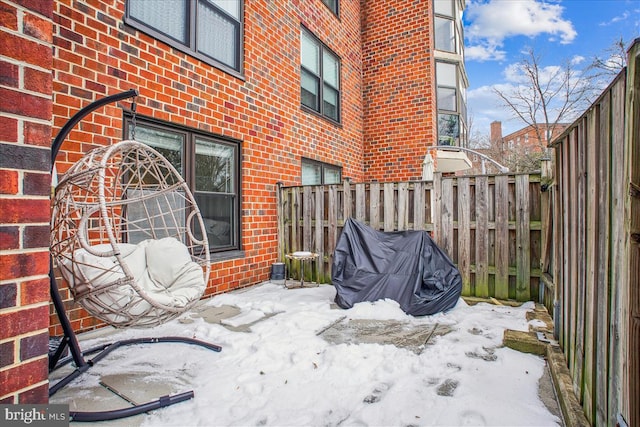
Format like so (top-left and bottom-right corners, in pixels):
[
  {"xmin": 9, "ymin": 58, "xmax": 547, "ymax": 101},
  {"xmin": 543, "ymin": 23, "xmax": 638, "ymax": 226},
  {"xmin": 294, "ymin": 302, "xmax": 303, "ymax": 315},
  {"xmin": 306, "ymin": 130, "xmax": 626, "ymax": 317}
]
[
  {"xmin": 210, "ymin": 250, "xmax": 245, "ymax": 263},
  {"xmin": 301, "ymin": 105, "xmax": 342, "ymax": 127}
]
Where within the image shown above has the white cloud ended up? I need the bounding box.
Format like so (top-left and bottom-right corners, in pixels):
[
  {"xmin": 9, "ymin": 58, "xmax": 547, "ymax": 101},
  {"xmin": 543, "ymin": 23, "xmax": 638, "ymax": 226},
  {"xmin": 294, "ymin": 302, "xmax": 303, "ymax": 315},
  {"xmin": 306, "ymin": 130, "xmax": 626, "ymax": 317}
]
[
  {"xmin": 502, "ymin": 62, "xmax": 563, "ymax": 85},
  {"xmin": 571, "ymin": 55, "xmax": 585, "ymax": 65},
  {"xmin": 599, "ymin": 11, "xmax": 629, "ymax": 26},
  {"xmin": 467, "ymin": 85, "xmax": 520, "ymax": 136},
  {"xmin": 465, "ymin": 0, "xmax": 577, "ymax": 62},
  {"xmin": 465, "ymin": 44, "xmax": 506, "ymax": 62}
]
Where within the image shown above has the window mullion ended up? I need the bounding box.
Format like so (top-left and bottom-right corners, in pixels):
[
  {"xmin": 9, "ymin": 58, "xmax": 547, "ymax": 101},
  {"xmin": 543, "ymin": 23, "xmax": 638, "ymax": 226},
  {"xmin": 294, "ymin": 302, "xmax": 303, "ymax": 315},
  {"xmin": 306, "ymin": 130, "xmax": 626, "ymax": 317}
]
[
  {"xmin": 231, "ymin": 1, "xmax": 243, "ymax": 71},
  {"xmin": 186, "ymin": 134, "xmax": 195, "ymax": 189},
  {"xmin": 318, "ymin": 45, "xmax": 324, "ymax": 115},
  {"xmin": 190, "ymin": 0, "xmax": 198, "ymax": 52}
]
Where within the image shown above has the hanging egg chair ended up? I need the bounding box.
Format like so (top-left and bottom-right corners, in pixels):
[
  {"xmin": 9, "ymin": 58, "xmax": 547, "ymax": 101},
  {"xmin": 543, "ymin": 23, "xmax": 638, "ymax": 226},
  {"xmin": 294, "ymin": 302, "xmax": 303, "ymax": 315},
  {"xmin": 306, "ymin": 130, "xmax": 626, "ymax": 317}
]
[{"xmin": 51, "ymin": 139, "xmax": 210, "ymax": 328}]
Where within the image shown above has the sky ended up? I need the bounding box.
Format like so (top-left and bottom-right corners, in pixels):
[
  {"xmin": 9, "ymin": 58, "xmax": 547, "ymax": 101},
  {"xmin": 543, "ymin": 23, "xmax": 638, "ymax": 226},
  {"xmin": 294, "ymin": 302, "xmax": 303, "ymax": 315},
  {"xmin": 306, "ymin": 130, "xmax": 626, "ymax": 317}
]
[
  {"xmin": 463, "ymin": 0, "xmax": 640, "ymax": 140},
  {"xmin": 51, "ymin": 283, "xmax": 560, "ymax": 426}
]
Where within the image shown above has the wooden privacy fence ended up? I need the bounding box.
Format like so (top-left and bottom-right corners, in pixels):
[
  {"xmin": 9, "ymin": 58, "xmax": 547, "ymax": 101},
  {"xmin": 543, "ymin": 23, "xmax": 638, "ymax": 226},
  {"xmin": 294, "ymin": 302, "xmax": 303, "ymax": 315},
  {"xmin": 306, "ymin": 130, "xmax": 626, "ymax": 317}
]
[
  {"xmin": 547, "ymin": 39, "xmax": 638, "ymax": 427},
  {"xmin": 277, "ymin": 172, "xmax": 548, "ymax": 304}
]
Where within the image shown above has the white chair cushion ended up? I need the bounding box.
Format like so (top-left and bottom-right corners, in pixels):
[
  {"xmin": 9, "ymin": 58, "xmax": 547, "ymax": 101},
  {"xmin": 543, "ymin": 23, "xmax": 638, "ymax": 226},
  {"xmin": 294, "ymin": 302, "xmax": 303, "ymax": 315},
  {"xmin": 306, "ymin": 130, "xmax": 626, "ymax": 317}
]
[{"xmin": 60, "ymin": 238, "xmax": 206, "ymax": 319}]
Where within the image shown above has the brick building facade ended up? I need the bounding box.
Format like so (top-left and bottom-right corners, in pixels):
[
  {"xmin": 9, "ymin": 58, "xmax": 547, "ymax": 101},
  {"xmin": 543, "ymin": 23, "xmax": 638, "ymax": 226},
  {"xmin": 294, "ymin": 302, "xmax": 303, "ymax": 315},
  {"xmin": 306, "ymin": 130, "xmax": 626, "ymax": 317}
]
[
  {"xmin": 361, "ymin": 0, "xmax": 438, "ymax": 181},
  {"xmin": 0, "ymin": 0, "xmax": 466, "ymax": 403}
]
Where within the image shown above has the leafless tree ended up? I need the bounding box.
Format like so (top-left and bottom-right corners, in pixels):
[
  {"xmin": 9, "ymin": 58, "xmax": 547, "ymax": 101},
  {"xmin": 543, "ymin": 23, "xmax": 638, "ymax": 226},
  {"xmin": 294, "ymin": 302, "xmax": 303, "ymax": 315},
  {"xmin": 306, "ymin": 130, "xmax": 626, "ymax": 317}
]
[{"xmin": 493, "ymin": 47, "xmax": 592, "ymax": 152}]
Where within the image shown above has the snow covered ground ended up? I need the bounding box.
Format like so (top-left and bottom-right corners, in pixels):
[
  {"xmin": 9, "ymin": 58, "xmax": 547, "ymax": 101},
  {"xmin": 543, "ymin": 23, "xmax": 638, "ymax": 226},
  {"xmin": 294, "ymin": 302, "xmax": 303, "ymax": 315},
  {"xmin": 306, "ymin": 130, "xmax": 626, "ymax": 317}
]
[{"xmin": 54, "ymin": 282, "xmax": 561, "ymax": 426}]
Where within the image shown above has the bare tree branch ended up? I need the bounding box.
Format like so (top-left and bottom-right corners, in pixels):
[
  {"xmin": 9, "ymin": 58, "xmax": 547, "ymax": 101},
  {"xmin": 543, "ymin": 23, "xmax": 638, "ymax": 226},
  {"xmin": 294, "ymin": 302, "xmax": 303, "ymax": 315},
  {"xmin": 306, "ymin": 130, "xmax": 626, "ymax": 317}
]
[
  {"xmin": 493, "ymin": 47, "xmax": 595, "ymax": 151},
  {"xmin": 589, "ymin": 37, "xmax": 627, "ymax": 76}
]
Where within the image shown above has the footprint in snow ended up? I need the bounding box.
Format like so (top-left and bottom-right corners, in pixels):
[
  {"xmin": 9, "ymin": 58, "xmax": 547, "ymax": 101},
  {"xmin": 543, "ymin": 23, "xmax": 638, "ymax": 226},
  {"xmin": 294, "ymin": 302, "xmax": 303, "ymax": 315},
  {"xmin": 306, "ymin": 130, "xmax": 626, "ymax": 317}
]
[
  {"xmin": 436, "ymin": 378, "xmax": 459, "ymax": 396},
  {"xmin": 465, "ymin": 346, "xmax": 498, "ymax": 361},
  {"xmin": 458, "ymin": 410, "xmax": 487, "ymax": 425},
  {"xmin": 363, "ymin": 383, "xmax": 390, "ymax": 403}
]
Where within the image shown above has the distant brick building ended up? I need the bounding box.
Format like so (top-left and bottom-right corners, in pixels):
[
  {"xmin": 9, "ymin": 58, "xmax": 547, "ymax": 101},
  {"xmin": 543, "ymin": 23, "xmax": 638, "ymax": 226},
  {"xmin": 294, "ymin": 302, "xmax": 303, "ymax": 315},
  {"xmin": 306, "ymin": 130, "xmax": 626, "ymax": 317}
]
[
  {"xmin": 0, "ymin": 0, "xmax": 468, "ymax": 402},
  {"xmin": 491, "ymin": 120, "xmax": 569, "ymax": 154},
  {"xmin": 481, "ymin": 120, "xmax": 569, "ymax": 173}
]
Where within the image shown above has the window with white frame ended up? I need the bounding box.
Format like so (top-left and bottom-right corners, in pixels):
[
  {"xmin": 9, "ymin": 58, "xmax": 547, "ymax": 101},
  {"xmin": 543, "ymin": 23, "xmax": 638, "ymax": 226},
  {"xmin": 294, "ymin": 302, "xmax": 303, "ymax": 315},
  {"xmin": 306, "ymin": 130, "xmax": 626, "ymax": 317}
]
[
  {"xmin": 436, "ymin": 61, "xmax": 460, "ymax": 145},
  {"xmin": 126, "ymin": 0, "xmax": 243, "ymax": 73},
  {"xmin": 301, "ymin": 158, "xmax": 342, "ymax": 185},
  {"xmin": 300, "ymin": 28, "xmax": 341, "ymax": 122},
  {"xmin": 435, "ymin": 17, "xmax": 455, "ymax": 53},
  {"xmin": 434, "ymin": 0, "xmax": 457, "ymax": 53},
  {"xmin": 126, "ymin": 118, "xmax": 241, "ymax": 254}
]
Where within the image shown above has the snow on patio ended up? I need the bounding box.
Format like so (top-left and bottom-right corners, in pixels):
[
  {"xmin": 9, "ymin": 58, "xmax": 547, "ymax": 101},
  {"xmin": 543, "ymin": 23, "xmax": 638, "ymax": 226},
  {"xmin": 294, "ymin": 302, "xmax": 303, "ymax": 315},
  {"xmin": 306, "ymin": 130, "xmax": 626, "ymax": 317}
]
[{"xmin": 50, "ymin": 282, "xmax": 561, "ymax": 426}]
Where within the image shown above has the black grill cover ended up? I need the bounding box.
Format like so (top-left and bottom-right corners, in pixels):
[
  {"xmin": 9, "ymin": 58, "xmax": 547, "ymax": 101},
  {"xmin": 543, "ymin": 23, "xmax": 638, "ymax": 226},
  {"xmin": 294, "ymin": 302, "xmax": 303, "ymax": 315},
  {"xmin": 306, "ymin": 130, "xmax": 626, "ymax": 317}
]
[{"xmin": 332, "ymin": 218, "xmax": 462, "ymax": 316}]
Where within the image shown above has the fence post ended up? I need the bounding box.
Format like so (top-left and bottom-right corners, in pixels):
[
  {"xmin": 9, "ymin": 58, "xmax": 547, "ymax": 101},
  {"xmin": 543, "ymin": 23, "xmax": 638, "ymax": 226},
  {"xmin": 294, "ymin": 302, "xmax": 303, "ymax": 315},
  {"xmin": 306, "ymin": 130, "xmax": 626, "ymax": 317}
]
[
  {"xmin": 432, "ymin": 173, "xmax": 442, "ymax": 245},
  {"xmin": 276, "ymin": 182, "xmax": 286, "ymax": 261},
  {"xmin": 540, "ymin": 158, "xmax": 554, "ymax": 306},
  {"xmin": 625, "ymin": 37, "xmax": 640, "ymax": 427}
]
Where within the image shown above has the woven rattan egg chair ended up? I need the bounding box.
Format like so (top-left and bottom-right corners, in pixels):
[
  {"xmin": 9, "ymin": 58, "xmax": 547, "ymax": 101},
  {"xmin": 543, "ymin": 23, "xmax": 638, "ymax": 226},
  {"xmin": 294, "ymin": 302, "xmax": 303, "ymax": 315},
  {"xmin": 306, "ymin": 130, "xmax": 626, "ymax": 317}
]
[
  {"xmin": 48, "ymin": 90, "xmax": 221, "ymax": 422},
  {"xmin": 51, "ymin": 139, "xmax": 210, "ymax": 328}
]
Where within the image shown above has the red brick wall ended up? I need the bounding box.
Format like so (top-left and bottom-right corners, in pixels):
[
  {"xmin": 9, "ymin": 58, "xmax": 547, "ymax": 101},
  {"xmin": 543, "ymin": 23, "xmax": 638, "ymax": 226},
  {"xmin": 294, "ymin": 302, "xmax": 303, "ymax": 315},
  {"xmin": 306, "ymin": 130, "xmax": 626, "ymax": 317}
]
[
  {"xmin": 0, "ymin": 0, "xmax": 53, "ymax": 404},
  {"xmin": 48, "ymin": 0, "xmax": 365, "ymax": 333},
  {"xmin": 361, "ymin": 0, "xmax": 437, "ymax": 181}
]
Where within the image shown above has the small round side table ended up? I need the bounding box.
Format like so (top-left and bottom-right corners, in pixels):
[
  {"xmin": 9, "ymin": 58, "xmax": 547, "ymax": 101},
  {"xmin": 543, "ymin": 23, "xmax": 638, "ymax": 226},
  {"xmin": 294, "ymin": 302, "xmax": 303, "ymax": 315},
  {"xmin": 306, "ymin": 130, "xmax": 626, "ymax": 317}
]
[{"xmin": 285, "ymin": 251, "xmax": 319, "ymax": 288}]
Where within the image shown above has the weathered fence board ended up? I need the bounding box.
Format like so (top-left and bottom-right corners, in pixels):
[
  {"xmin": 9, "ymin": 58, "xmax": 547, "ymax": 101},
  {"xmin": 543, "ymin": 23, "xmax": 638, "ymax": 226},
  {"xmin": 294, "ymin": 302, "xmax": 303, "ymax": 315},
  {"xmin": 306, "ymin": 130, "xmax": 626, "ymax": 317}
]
[
  {"xmin": 582, "ymin": 107, "xmax": 598, "ymax": 421},
  {"xmin": 384, "ymin": 183, "xmax": 395, "ymax": 232},
  {"xmin": 315, "ymin": 186, "xmax": 325, "ymax": 281},
  {"xmin": 495, "ymin": 175, "xmax": 510, "ymax": 299},
  {"xmin": 475, "ymin": 176, "xmax": 489, "ymax": 297},
  {"xmin": 458, "ymin": 178, "xmax": 471, "ymax": 295},
  {"xmin": 370, "ymin": 182, "xmax": 380, "ymax": 230},
  {"xmin": 595, "ymin": 91, "xmax": 611, "ymax": 427},
  {"xmin": 442, "ymin": 179, "xmax": 454, "ymax": 256},
  {"xmin": 515, "ymin": 174, "xmax": 531, "ymax": 301}
]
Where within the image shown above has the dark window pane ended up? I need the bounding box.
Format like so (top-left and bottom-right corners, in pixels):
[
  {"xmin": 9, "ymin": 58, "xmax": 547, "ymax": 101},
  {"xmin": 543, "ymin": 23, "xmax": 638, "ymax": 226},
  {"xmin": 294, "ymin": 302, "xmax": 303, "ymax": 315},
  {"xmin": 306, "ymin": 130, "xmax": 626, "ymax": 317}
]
[
  {"xmin": 436, "ymin": 62, "xmax": 456, "ymax": 86},
  {"xmin": 131, "ymin": 125, "xmax": 184, "ymax": 180},
  {"xmin": 197, "ymin": 0, "xmax": 238, "ymax": 68},
  {"xmin": 323, "ymin": 166, "xmax": 341, "ymax": 184},
  {"xmin": 195, "ymin": 192, "xmax": 235, "ymax": 248},
  {"xmin": 322, "ymin": 0, "xmax": 338, "ymax": 14},
  {"xmin": 434, "ymin": 0, "xmax": 453, "ymax": 17},
  {"xmin": 129, "ymin": 0, "xmax": 187, "ymax": 43},
  {"xmin": 301, "ymin": 31, "xmax": 320, "ymax": 73},
  {"xmin": 301, "ymin": 70, "xmax": 320, "ymax": 111},
  {"xmin": 438, "ymin": 113, "xmax": 459, "ymax": 145},
  {"xmin": 435, "ymin": 17, "xmax": 455, "ymax": 52},
  {"xmin": 323, "ymin": 51, "xmax": 339, "ymax": 88},
  {"xmin": 302, "ymin": 161, "xmax": 321, "ymax": 185},
  {"xmin": 437, "ymin": 86, "xmax": 456, "ymax": 111},
  {"xmin": 323, "ymin": 85, "xmax": 339, "ymax": 121},
  {"xmin": 195, "ymin": 139, "xmax": 235, "ymax": 193},
  {"xmin": 210, "ymin": 0, "xmax": 240, "ymax": 18}
]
